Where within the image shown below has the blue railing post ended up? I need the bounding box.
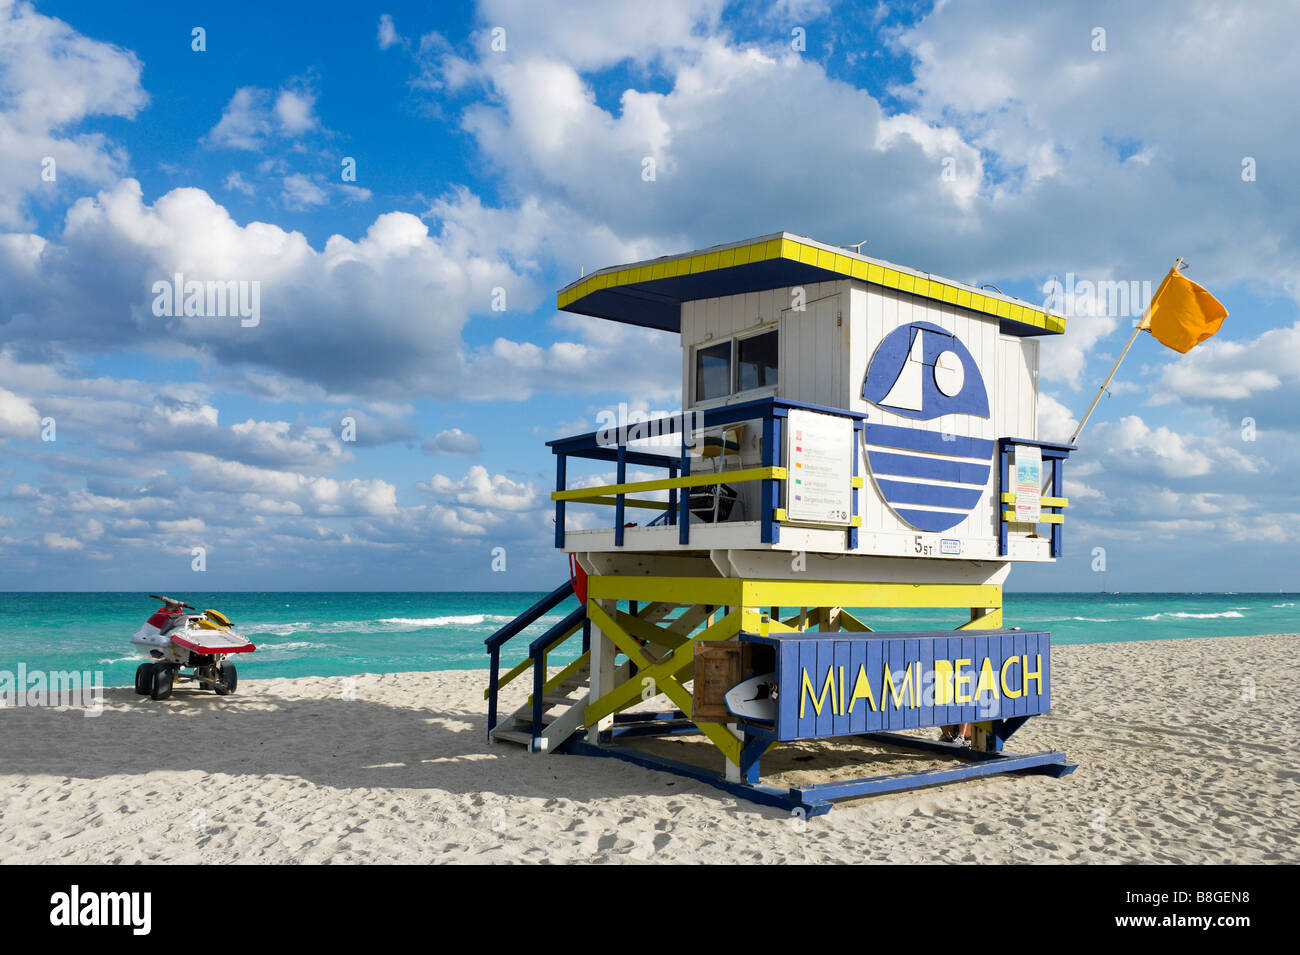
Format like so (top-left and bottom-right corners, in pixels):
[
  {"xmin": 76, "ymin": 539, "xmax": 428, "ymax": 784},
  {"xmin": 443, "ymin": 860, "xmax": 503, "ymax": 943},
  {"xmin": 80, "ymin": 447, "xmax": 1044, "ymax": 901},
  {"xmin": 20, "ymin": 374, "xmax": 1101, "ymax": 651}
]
[
  {"xmin": 848, "ymin": 419, "xmax": 862, "ymax": 550},
  {"xmin": 554, "ymin": 453, "xmax": 567, "ymax": 549},
  {"xmin": 678, "ymin": 429, "xmax": 691, "ymax": 545},
  {"xmin": 487, "ymin": 645, "xmax": 500, "ymax": 737},
  {"xmin": 531, "ymin": 644, "xmax": 545, "ymax": 747},
  {"xmin": 761, "ymin": 414, "xmax": 781, "ymax": 544},
  {"xmin": 998, "ymin": 440, "xmax": 1010, "ymax": 557},
  {"xmin": 1051, "ymin": 454, "xmax": 1064, "ymax": 558},
  {"xmin": 614, "ymin": 443, "xmax": 627, "ymax": 547},
  {"xmin": 667, "ymin": 464, "xmax": 678, "ymax": 526}
]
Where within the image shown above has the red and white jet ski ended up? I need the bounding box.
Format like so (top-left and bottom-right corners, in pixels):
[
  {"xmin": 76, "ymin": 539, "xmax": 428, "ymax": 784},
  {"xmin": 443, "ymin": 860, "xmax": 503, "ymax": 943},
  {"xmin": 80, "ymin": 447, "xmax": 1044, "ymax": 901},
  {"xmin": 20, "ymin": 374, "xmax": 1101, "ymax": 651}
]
[{"xmin": 130, "ymin": 595, "xmax": 256, "ymax": 700}]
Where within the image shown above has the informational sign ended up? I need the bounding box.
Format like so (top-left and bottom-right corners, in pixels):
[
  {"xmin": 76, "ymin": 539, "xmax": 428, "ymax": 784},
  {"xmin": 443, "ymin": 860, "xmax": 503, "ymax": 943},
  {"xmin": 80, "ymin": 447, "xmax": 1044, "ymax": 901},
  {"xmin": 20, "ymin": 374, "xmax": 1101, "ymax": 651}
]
[
  {"xmin": 1013, "ymin": 444, "xmax": 1042, "ymax": 523},
  {"xmin": 743, "ymin": 630, "xmax": 1051, "ymax": 740},
  {"xmin": 784, "ymin": 409, "xmax": 853, "ymax": 525}
]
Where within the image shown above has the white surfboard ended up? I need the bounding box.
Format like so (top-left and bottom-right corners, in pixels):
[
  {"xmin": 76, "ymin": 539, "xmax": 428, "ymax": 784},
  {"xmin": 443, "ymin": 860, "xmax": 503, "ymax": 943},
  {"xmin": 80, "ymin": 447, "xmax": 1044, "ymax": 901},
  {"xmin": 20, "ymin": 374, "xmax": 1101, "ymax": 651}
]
[{"xmin": 724, "ymin": 672, "xmax": 778, "ymax": 721}]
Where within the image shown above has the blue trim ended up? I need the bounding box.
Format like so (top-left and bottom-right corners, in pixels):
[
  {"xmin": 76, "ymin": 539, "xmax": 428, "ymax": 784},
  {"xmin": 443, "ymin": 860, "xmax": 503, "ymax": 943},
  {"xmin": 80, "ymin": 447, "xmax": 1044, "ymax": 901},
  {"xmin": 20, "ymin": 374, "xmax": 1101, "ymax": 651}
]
[
  {"xmin": 531, "ymin": 643, "xmax": 545, "ymax": 739},
  {"xmin": 740, "ymin": 733, "xmax": 767, "ymax": 785},
  {"xmin": 874, "ymin": 479, "xmax": 983, "ymax": 510},
  {"xmin": 791, "ymin": 747, "xmax": 1076, "ymax": 802},
  {"xmin": 999, "ymin": 442, "xmax": 1010, "ymax": 556},
  {"xmin": 486, "ymin": 581, "xmax": 574, "ymax": 650},
  {"xmin": 561, "ymin": 735, "xmax": 835, "ymax": 817},
  {"xmin": 546, "ymin": 396, "xmax": 867, "ymax": 454},
  {"xmin": 893, "ymin": 506, "xmax": 967, "ymax": 533},
  {"xmin": 679, "ymin": 432, "xmax": 691, "ymax": 545},
  {"xmin": 486, "ymin": 645, "xmax": 500, "ymax": 739},
  {"xmin": 848, "ymin": 418, "xmax": 862, "ymax": 550},
  {"xmin": 862, "ymin": 322, "xmax": 990, "ymax": 420},
  {"xmin": 554, "ymin": 453, "xmax": 566, "ymax": 549},
  {"xmin": 761, "ymin": 415, "xmax": 780, "ymax": 544},
  {"xmin": 863, "ymin": 422, "xmax": 995, "ymax": 460},
  {"xmin": 1051, "ymin": 455, "xmax": 1063, "ymax": 558},
  {"xmin": 996, "ymin": 436, "xmax": 1076, "ymax": 558},
  {"xmin": 867, "ymin": 450, "xmax": 991, "ymax": 485},
  {"xmin": 614, "ymin": 444, "xmax": 627, "ymax": 547},
  {"xmin": 560, "ymin": 722, "xmax": 1074, "ymax": 815},
  {"xmin": 667, "ymin": 464, "xmax": 677, "ymax": 526},
  {"xmin": 551, "ymin": 397, "xmax": 867, "ymax": 549},
  {"xmin": 526, "ymin": 604, "xmax": 587, "ymax": 656}
]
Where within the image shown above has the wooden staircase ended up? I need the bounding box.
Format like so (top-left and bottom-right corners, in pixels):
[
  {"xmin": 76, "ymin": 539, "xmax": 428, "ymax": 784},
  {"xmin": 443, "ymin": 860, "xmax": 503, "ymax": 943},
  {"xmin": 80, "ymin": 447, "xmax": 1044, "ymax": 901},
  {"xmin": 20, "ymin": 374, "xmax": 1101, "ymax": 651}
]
[{"xmin": 489, "ymin": 670, "xmax": 591, "ymax": 752}]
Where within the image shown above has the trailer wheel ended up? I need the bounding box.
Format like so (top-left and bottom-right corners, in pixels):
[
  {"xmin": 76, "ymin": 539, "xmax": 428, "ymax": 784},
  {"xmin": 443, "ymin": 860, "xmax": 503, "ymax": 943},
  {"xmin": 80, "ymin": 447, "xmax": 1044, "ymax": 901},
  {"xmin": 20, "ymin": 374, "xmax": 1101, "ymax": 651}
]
[
  {"xmin": 134, "ymin": 663, "xmax": 152, "ymax": 695},
  {"xmin": 215, "ymin": 662, "xmax": 237, "ymax": 696},
  {"xmin": 150, "ymin": 663, "xmax": 174, "ymax": 701}
]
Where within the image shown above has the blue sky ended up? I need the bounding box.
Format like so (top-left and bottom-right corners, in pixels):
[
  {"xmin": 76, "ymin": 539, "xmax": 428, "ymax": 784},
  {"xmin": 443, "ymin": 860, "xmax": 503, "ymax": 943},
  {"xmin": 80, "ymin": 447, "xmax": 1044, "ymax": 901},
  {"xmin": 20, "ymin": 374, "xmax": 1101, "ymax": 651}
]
[{"xmin": 1, "ymin": 0, "xmax": 1298, "ymax": 591}]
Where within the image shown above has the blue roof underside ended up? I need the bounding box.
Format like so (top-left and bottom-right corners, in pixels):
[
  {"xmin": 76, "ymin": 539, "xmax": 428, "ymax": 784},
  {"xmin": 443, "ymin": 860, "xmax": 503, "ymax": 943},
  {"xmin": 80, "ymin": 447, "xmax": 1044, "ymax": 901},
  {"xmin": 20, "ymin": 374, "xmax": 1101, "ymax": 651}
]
[{"xmin": 565, "ymin": 259, "xmax": 832, "ymax": 332}]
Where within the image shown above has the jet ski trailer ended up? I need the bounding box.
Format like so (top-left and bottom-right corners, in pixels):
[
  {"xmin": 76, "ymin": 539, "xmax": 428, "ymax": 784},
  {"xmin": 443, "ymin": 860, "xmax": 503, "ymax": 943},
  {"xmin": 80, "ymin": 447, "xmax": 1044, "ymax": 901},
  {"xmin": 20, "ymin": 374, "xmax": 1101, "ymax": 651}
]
[{"xmin": 130, "ymin": 595, "xmax": 256, "ymax": 701}]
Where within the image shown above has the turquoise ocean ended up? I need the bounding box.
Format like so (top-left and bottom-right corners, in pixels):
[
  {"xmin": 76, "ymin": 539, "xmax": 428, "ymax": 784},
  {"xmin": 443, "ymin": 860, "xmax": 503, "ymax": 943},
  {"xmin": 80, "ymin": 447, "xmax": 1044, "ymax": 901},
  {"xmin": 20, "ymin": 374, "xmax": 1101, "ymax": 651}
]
[{"xmin": 1, "ymin": 592, "xmax": 1296, "ymax": 686}]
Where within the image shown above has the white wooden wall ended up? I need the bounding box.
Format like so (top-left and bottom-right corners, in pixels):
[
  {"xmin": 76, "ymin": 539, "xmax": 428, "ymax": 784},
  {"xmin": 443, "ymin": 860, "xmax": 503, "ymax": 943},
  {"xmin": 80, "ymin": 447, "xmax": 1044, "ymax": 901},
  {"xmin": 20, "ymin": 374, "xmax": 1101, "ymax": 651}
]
[
  {"xmin": 996, "ymin": 335, "xmax": 1038, "ymax": 442},
  {"xmin": 672, "ymin": 280, "xmax": 1044, "ymax": 557},
  {"xmin": 850, "ymin": 284, "xmax": 1004, "ymax": 546},
  {"xmin": 679, "ymin": 280, "xmax": 846, "ymax": 409}
]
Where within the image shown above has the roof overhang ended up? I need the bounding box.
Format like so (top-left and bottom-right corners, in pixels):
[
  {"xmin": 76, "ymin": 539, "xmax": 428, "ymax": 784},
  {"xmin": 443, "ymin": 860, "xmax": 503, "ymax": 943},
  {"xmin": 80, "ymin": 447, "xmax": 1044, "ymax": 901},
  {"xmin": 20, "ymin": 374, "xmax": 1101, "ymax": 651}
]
[{"xmin": 557, "ymin": 232, "xmax": 1065, "ymax": 337}]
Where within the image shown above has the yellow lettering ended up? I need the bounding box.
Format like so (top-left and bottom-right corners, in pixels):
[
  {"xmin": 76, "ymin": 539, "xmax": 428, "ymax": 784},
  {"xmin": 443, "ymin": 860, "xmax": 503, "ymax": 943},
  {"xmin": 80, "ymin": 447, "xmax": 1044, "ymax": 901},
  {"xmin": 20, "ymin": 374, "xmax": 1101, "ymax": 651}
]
[
  {"xmin": 799, "ymin": 667, "xmax": 837, "ymax": 718},
  {"xmin": 954, "ymin": 659, "xmax": 973, "ymax": 704},
  {"xmin": 1000, "ymin": 656, "xmax": 1022, "ymax": 698},
  {"xmin": 933, "ymin": 659, "xmax": 954, "ymax": 705},
  {"xmin": 848, "ymin": 664, "xmax": 877, "ymax": 713},
  {"xmin": 975, "ymin": 658, "xmax": 999, "ymax": 700},
  {"xmin": 883, "ymin": 662, "xmax": 913, "ymax": 709},
  {"xmin": 1023, "ymin": 654, "xmax": 1043, "ymax": 695}
]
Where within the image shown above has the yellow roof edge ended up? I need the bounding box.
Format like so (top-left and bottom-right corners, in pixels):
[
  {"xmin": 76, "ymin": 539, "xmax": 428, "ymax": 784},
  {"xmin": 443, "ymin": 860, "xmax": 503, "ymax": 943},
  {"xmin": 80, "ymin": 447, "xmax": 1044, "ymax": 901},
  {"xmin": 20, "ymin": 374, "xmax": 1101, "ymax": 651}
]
[{"xmin": 557, "ymin": 231, "xmax": 1066, "ymax": 335}]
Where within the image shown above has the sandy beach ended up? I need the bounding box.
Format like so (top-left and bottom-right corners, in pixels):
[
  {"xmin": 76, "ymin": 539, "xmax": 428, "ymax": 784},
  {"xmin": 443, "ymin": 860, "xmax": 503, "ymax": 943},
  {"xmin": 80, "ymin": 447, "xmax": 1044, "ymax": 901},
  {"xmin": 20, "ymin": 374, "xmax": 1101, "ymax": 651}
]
[{"xmin": 1, "ymin": 633, "xmax": 1295, "ymax": 864}]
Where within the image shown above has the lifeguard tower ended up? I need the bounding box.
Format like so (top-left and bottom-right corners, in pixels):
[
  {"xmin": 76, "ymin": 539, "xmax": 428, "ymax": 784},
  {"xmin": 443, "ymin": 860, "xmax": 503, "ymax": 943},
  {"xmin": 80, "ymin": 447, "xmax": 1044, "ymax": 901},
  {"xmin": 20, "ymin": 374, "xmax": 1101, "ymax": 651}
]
[{"xmin": 486, "ymin": 233, "xmax": 1077, "ymax": 815}]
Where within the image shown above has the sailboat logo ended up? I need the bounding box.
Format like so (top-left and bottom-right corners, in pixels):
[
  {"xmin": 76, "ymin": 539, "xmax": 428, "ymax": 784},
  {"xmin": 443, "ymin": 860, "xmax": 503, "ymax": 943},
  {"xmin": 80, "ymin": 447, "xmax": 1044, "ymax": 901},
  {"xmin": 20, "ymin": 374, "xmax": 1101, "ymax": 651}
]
[{"xmin": 861, "ymin": 321, "xmax": 993, "ymax": 533}]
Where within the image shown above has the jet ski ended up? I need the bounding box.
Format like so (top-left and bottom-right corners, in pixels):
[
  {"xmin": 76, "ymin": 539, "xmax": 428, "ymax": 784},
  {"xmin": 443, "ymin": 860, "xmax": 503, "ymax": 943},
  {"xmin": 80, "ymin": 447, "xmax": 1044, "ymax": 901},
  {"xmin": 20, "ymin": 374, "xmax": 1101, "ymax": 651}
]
[{"xmin": 130, "ymin": 595, "xmax": 256, "ymax": 700}]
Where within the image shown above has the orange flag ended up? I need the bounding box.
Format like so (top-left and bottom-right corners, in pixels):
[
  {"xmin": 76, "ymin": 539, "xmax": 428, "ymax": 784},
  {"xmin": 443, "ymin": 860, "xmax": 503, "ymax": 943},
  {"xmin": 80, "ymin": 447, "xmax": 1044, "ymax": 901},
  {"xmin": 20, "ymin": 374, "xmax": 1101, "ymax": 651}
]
[{"xmin": 1139, "ymin": 267, "xmax": 1228, "ymax": 353}]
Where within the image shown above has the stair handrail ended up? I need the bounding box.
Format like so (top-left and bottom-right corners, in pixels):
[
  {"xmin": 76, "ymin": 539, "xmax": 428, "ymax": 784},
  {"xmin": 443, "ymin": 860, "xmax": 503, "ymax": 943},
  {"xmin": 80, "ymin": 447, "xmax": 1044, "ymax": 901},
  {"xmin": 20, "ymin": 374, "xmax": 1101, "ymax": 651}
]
[
  {"xmin": 485, "ymin": 579, "xmax": 574, "ymax": 650},
  {"xmin": 486, "ymin": 579, "xmax": 580, "ymax": 739},
  {"xmin": 527, "ymin": 604, "xmax": 589, "ymax": 741}
]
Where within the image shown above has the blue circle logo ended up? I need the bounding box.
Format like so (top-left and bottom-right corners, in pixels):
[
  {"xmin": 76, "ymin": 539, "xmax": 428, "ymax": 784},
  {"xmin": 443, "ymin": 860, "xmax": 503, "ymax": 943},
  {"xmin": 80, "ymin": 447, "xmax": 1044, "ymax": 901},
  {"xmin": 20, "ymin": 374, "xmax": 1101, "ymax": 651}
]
[{"xmin": 861, "ymin": 322, "xmax": 993, "ymax": 533}]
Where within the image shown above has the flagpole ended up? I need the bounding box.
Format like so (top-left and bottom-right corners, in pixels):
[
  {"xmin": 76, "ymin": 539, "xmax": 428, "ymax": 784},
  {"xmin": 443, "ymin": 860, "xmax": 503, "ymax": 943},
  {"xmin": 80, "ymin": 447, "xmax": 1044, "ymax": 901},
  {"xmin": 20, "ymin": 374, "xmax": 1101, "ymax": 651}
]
[{"xmin": 1067, "ymin": 258, "xmax": 1182, "ymax": 445}]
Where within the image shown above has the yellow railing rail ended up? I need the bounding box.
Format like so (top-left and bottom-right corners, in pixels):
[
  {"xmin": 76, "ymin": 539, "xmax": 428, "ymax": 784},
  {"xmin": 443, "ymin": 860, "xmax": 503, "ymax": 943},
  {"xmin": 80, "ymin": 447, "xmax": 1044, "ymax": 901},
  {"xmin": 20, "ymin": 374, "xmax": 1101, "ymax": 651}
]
[{"xmin": 552, "ymin": 466, "xmax": 786, "ymax": 504}]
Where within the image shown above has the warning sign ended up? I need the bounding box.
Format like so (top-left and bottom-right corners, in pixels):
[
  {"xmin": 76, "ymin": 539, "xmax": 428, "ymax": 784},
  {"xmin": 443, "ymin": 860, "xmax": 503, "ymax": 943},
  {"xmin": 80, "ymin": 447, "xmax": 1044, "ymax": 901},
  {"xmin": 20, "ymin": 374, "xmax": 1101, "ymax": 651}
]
[{"xmin": 784, "ymin": 409, "xmax": 853, "ymax": 525}]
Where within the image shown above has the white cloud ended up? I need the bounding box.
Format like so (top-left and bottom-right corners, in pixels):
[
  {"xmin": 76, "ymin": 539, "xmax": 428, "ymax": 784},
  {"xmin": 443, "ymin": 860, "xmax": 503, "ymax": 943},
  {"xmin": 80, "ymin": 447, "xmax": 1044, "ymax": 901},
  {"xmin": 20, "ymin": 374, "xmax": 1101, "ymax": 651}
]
[
  {"xmin": 274, "ymin": 87, "xmax": 318, "ymax": 135},
  {"xmin": 0, "ymin": 0, "xmax": 147, "ymax": 226},
  {"xmin": 1036, "ymin": 392, "xmax": 1079, "ymax": 445},
  {"xmin": 1157, "ymin": 321, "xmax": 1298, "ymax": 404},
  {"xmin": 281, "ymin": 172, "xmax": 328, "ymax": 208},
  {"xmin": 224, "ymin": 171, "xmax": 256, "ymax": 196},
  {"xmin": 0, "ymin": 385, "xmax": 40, "ymax": 438},
  {"xmin": 43, "ymin": 532, "xmax": 84, "ymax": 551},
  {"xmin": 424, "ymin": 427, "xmax": 483, "ymax": 456},
  {"xmin": 208, "ymin": 82, "xmax": 321, "ymax": 150},
  {"xmin": 468, "ymin": 0, "xmax": 725, "ymax": 70},
  {"xmin": 208, "ymin": 87, "xmax": 274, "ymax": 151},
  {"xmin": 377, "ymin": 13, "xmax": 402, "ymax": 50},
  {"xmin": 425, "ymin": 465, "xmax": 537, "ymax": 511},
  {"xmin": 1088, "ymin": 415, "xmax": 1263, "ymax": 481}
]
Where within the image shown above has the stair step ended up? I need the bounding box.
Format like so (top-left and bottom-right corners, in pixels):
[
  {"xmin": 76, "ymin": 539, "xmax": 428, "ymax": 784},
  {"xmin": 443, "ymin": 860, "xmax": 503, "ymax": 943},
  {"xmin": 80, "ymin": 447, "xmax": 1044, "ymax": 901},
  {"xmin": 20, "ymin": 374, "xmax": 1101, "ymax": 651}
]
[
  {"xmin": 490, "ymin": 728, "xmax": 534, "ymax": 746},
  {"xmin": 513, "ymin": 713, "xmax": 556, "ymax": 726},
  {"xmin": 543, "ymin": 693, "xmax": 577, "ymax": 705}
]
